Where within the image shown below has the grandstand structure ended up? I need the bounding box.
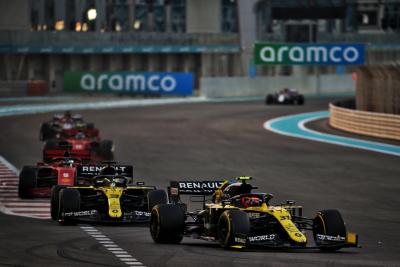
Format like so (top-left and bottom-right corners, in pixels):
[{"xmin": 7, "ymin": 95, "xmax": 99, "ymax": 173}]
[{"xmin": 0, "ymin": 0, "xmax": 399, "ymax": 92}]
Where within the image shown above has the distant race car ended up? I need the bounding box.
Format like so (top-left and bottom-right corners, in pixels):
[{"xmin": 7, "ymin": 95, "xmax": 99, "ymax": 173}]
[
  {"xmin": 39, "ymin": 111, "xmax": 99, "ymax": 141},
  {"xmin": 18, "ymin": 156, "xmax": 83, "ymax": 198},
  {"xmin": 265, "ymin": 88, "xmax": 304, "ymax": 105},
  {"xmin": 51, "ymin": 162, "xmax": 166, "ymax": 224},
  {"xmin": 149, "ymin": 177, "xmax": 359, "ymax": 251},
  {"xmin": 43, "ymin": 131, "xmax": 114, "ymax": 163}
]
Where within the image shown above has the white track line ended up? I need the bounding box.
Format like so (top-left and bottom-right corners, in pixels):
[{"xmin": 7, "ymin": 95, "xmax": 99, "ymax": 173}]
[
  {"xmin": 0, "ymin": 156, "xmax": 51, "ymax": 219},
  {"xmin": 79, "ymin": 225, "xmax": 146, "ymax": 267},
  {"xmin": 264, "ymin": 111, "xmax": 400, "ymax": 157}
]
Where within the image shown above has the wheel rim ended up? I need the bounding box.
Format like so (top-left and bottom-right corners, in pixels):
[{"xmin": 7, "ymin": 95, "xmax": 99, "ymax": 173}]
[{"xmin": 150, "ymin": 211, "xmax": 161, "ymax": 240}]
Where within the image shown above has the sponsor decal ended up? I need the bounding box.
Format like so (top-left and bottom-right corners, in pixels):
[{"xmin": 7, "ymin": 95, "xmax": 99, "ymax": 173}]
[
  {"xmin": 316, "ymin": 234, "xmax": 346, "ymax": 242},
  {"xmin": 63, "ymin": 210, "xmax": 97, "ymax": 217},
  {"xmin": 134, "ymin": 211, "xmax": 151, "ymax": 217},
  {"xmin": 178, "ymin": 181, "xmax": 223, "ymax": 190},
  {"xmin": 247, "ymin": 212, "xmax": 260, "ymax": 219},
  {"xmin": 248, "ymin": 234, "xmax": 277, "ymax": 242},
  {"xmin": 81, "ymin": 165, "xmax": 127, "ymax": 173},
  {"xmin": 234, "ymin": 237, "xmax": 247, "ymax": 244},
  {"xmin": 254, "ymin": 43, "xmax": 365, "ymax": 65},
  {"xmin": 64, "ymin": 71, "xmax": 193, "ymax": 96}
]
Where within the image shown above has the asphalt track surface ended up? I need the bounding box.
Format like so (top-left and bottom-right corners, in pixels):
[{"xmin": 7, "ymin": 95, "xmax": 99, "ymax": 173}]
[{"xmin": 0, "ymin": 98, "xmax": 399, "ymax": 267}]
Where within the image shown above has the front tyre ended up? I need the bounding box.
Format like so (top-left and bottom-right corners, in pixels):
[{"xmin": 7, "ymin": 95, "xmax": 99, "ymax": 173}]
[
  {"xmin": 150, "ymin": 204, "xmax": 185, "ymax": 244},
  {"xmin": 18, "ymin": 166, "xmax": 37, "ymax": 199},
  {"xmin": 313, "ymin": 209, "xmax": 346, "ymax": 251},
  {"xmin": 218, "ymin": 210, "xmax": 250, "ymax": 249},
  {"xmin": 50, "ymin": 185, "xmax": 67, "ymax": 220},
  {"xmin": 59, "ymin": 189, "xmax": 80, "ymax": 225},
  {"xmin": 297, "ymin": 95, "xmax": 305, "ymax": 105}
]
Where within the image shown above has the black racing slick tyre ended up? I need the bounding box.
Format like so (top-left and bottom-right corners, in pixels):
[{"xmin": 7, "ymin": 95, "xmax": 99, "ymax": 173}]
[
  {"xmin": 59, "ymin": 189, "xmax": 80, "ymax": 224},
  {"xmin": 147, "ymin": 190, "xmax": 168, "ymax": 212},
  {"xmin": 265, "ymin": 94, "xmax": 274, "ymax": 105},
  {"xmin": 40, "ymin": 123, "xmax": 54, "ymax": 141},
  {"xmin": 99, "ymin": 140, "xmax": 114, "ymax": 161},
  {"xmin": 50, "ymin": 185, "xmax": 67, "ymax": 220},
  {"xmin": 150, "ymin": 204, "xmax": 185, "ymax": 244},
  {"xmin": 297, "ymin": 95, "xmax": 305, "ymax": 105},
  {"xmin": 18, "ymin": 166, "xmax": 37, "ymax": 199},
  {"xmin": 218, "ymin": 209, "xmax": 250, "ymax": 249},
  {"xmin": 313, "ymin": 209, "xmax": 346, "ymax": 251}
]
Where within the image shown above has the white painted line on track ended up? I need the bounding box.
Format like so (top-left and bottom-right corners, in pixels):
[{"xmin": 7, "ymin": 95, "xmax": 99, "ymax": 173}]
[
  {"xmin": 79, "ymin": 225, "xmax": 145, "ymax": 266},
  {"xmin": 0, "ymin": 155, "xmax": 51, "ymax": 219},
  {"xmin": 264, "ymin": 111, "xmax": 400, "ymax": 157}
]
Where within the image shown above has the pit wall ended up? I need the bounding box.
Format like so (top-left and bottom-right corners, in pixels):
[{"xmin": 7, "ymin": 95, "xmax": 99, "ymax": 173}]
[
  {"xmin": 330, "ymin": 100, "xmax": 400, "ymax": 141},
  {"xmin": 200, "ymin": 74, "xmax": 355, "ymax": 98}
]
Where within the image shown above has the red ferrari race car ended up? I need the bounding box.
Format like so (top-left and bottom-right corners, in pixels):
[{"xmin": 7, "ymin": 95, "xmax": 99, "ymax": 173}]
[
  {"xmin": 39, "ymin": 111, "xmax": 99, "ymax": 141},
  {"xmin": 18, "ymin": 157, "xmax": 83, "ymax": 198},
  {"xmin": 43, "ymin": 131, "xmax": 114, "ymax": 164}
]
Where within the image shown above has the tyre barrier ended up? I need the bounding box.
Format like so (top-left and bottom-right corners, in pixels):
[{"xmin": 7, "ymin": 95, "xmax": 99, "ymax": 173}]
[{"xmin": 329, "ymin": 100, "xmax": 400, "ymax": 141}]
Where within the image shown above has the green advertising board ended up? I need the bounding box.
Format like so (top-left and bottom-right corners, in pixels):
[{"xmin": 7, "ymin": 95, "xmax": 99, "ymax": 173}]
[
  {"xmin": 64, "ymin": 71, "xmax": 193, "ymax": 95},
  {"xmin": 254, "ymin": 43, "xmax": 365, "ymax": 65}
]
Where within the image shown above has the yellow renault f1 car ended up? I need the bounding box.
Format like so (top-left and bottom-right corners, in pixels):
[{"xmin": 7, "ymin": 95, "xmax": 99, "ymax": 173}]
[
  {"xmin": 51, "ymin": 162, "xmax": 167, "ymax": 224},
  {"xmin": 150, "ymin": 177, "xmax": 359, "ymax": 251}
]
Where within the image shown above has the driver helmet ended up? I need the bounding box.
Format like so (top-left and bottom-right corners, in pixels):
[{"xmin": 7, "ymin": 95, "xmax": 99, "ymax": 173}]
[
  {"xmin": 241, "ymin": 196, "xmax": 261, "ymax": 208},
  {"xmin": 75, "ymin": 132, "xmax": 86, "ymax": 139},
  {"xmin": 100, "ymin": 166, "xmax": 116, "ymax": 176},
  {"xmin": 223, "ymin": 182, "xmax": 252, "ymax": 198},
  {"xmin": 66, "ymin": 159, "xmax": 74, "ymax": 167}
]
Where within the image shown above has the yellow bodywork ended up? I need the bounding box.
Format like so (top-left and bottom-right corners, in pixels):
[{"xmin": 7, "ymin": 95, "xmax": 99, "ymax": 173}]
[
  {"xmin": 207, "ymin": 202, "xmax": 307, "ymax": 244},
  {"xmin": 102, "ymin": 187, "xmax": 124, "ymax": 218},
  {"xmin": 69, "ymin": 184, "xmax": 152, "ymax": 219}
]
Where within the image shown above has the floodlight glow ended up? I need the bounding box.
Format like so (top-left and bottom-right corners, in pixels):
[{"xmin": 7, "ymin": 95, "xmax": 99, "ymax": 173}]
[{"xmin": 87, "ymin": 9, "xmax": 97, "ymax": 21}]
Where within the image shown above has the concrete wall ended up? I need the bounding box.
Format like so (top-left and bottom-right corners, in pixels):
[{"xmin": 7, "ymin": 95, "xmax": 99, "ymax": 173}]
[
  {"xmin": 0, "ymin": 0, "xmax": 30, "ymax": 30},
  {"xmin": 186, "ymin": 0, "xmax": 220, "ymax": 33},
  {"xmin": 200, "ymin": 74, "xmax": 355, "ymax": 98}
]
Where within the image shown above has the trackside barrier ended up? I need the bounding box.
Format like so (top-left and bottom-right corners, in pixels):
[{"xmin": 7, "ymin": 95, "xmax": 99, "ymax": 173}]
[
  {"xmin": 0, "ymin": 80, "xmax": 48, "ymax": 97},
  {"xmin": 329, "ymin": 101, "xmax": 400, "ymax": 141},
  {"xmin": 356, "ymin": 66, "xmax": 400, "ymax": 115}
]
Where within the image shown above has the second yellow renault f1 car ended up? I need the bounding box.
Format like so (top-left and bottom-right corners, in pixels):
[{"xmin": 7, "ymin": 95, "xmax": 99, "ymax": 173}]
[
  {"xmin": 50, "ymin": 162, "xmax": 167, "ymax": 224},
  {"xmin": 150, "ymin": 177, "xmax": 359, "ymax": 251}
]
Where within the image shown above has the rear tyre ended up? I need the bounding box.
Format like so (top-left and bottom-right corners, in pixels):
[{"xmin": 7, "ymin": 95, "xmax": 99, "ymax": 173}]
[
  {"xmin": 147, "ymin": 190, "xmax": 168, "ymax": 212},
  {"xmin": 59, "ymin": 189, "xmax": 80, "ymax": 225},
  {"xmin": 40, "ymin": 123, "xmax": 55, "ymax": 141},
  {"xmin": 218, "ymin": 210, "xmax": 250, "ymax": 249},
  {"xmin": 99, "ymin": 140, "xmax": 114, "ymax": 161},
  {"xmin": 18, "ymin": 166, "xmax": 37, "ymax": 199},
  {"xmin": 313, "ymin": 209, "xmax": 346, "ymax": 251},
  {"xmin": 297, "ymin": 95, "xmax": 305, "ymax": 105},
  {"xmin": 50, "ymin": 185, "xmax": 67, "ymax": 220},
  {"xmin": 265, "ymin": 94, "xmax": 274, "ymax": 105},
  {"xmin": 150, "ymin": 204, "xmax": 185, "ymax": 244}
]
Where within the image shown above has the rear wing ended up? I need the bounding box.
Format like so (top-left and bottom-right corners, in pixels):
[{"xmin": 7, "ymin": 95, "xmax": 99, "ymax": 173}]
[
  {"xmin": 76, "ymin": 165, "xmax": 133, "ymax": 179},
  {"xmin": 167, "ymin": 180, "xmax": 225, "ymax": 210},
  {"xmin": 43, "ymin": 149, "xmax": 91, "ymax": 163},
  {"xmin": 169, "ymin": 180, "xmax": 225, "ymax": 195}
]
